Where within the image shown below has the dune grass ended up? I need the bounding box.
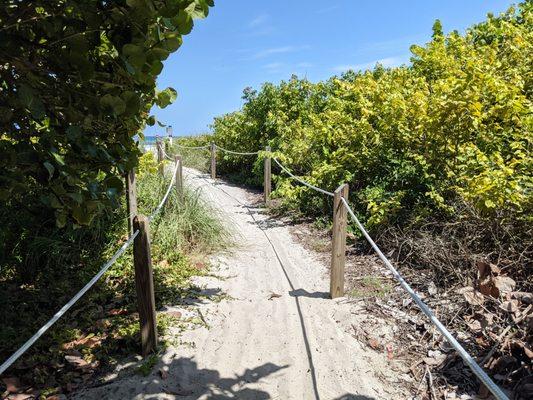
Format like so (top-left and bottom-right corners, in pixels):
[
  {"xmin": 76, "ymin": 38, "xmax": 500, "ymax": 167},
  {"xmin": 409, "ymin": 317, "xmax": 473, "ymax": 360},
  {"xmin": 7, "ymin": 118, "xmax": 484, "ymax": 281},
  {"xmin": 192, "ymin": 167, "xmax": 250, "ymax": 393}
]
[{"xmin": 0, "ymin": 155, "xmax": 228, "ymax": 393}]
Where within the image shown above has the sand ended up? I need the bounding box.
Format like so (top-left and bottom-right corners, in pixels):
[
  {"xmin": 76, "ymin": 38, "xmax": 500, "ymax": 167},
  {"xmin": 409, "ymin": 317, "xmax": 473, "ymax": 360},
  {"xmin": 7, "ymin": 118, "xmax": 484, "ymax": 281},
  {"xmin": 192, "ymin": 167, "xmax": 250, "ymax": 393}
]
[{"xmin": 71, "ymin": 168, "xmax": 405, "ymax": 400}]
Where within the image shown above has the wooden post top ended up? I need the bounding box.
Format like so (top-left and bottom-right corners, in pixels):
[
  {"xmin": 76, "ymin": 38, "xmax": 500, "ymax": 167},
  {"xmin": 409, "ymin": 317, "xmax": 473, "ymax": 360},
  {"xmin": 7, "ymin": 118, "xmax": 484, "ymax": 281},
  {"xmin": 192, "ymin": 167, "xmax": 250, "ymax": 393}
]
[{"xmin": 334, "ymin": 183, "xmax": 349, "ymax": 196}]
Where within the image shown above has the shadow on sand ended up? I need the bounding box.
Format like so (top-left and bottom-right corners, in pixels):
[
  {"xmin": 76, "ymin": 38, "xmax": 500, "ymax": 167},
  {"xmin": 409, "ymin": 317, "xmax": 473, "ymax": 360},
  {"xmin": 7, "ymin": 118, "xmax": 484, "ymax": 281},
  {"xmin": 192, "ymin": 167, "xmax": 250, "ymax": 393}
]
[{"xmin": 74, "ymin": 356, "xmax": 376, "ymax": 399}]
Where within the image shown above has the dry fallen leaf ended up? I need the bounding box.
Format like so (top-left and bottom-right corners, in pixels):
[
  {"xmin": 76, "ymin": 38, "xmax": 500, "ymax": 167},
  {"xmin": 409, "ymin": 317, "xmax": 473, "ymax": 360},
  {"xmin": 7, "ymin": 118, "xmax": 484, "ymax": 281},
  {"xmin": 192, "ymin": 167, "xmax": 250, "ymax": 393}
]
[
  {"xmin": 65, "ymin": 355, "xmax": 90, "ymax": 370},
  {"xmin": 268, "ymin": 292, "xmax": 281, "ymax": 300},
  {"xmin": 458, "ymin": 286, "xmax": 485, "ymax": 306},
  {"xmin": 61, "ymin": 334, "xmax": 102, "ymax": 350},
  {"xmin": 424, "ymin": 350, "xmax": 446, "ymax": 366},
  {"xmin": 493, "ymin": 276, "xmax": 516, "ymax": 296},
  {"xmin": 368, "ymin": 338, "xmax": 381, "ymax": 350},
  {"xmin": 478, "ymin": 275, "xmax": 496, "ymax": 297},
  {"xmin": 194, "ymin": 262, "xmax": 206, "ymax": 271},
  {"xmin": 95, "ymin": 319, "xmax": 112, "ymax": 330},
  {"xmin": 499, "ymin": 300, "xmax": 519, "ymax": 313},
  {"xmin": 2, "ymin": 377, "xmax": 22, "ymax": 393},
  {"xmin": 465, "ymin": 316, "xmax": 481, "ymax": 332},
  {"xmin": 166, "ymin": 311, "xmax": 182, "ymax": 319},
  {"xmin": 7, "ymin": 394, "xmax": 33, "ymax": 400},
  {"xmin": 477, "ymin": 260, "xmax": 500, "ymax": 279},
  {"xmin": 423, "ymin": 355, "xmax": 445, "ymax": 366},
  {"xmin": 428, "ymin": 282, "xmax": 437, "ymax": 296},
  {"xmin": 107, "ymin": 308, "xmax": 129, "ymax": 316},
  {"xmin": 467, "ymin": 312, "xmax": 494, "ymax": 333}
]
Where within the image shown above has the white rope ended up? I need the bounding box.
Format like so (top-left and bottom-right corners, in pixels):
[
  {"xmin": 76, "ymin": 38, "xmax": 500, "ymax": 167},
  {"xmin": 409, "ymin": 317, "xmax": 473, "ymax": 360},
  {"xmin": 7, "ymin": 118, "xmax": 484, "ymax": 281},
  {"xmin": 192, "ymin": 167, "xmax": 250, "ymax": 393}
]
[
  {"xmin": 162, "ymin": 148, "xmax": 174, "ymax": 161},
  {"xmin": 175, "ymin": 143, "xmax": 210, "ymax": 150},
  {"xmin": 0, "ymin": 230, "xmax": 139, "ymax": 375},
  {"xmin": 273, "ymin": 158, "xmax": 334, "ymax": 197},
  {"xmin": 339, "ymin": 197, "xmax": 508, "ymax": 400},
  {"xmin": 0, "ymin": 159, "xmax": 182, "ymax": 374},
  {"xmin": 148, "ymin": 160, "xmax": 180, "ymax": 221},
  {"xmin": 215, "ymin": 144, "xmax": 260, "ymax": 156}
]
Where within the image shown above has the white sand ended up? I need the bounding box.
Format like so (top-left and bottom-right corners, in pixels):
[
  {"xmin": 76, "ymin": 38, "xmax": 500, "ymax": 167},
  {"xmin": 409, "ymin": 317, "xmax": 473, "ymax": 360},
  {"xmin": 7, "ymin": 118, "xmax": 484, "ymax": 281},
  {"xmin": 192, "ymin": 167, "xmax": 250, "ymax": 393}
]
[{"xmin": 72, "ymin": 168, "xmax": 406, "ymax": 400}]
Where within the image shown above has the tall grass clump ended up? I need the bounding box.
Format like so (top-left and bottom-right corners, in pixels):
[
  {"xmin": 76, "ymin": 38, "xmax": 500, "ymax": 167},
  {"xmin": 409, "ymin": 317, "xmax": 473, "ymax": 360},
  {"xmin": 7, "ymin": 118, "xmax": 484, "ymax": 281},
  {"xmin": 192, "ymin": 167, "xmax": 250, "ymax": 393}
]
[
  {"xmin": 0, "ymin": 150, "xmax": 228, "ymax": 392},
  {"xmin": 137, "ymin": 154, "xmax": 229, "ymax": 259}
]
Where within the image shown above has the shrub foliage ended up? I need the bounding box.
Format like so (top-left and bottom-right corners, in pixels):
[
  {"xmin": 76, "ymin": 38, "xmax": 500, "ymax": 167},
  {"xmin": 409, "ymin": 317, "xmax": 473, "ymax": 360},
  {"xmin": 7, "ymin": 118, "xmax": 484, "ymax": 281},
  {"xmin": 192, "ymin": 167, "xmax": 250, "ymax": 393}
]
[
  {"xmin": 209, "ymin": 3, "xmax": 532, "ymax": 231},
  {"xmin": 0, "ymin": 0, "xmax": 213, "ymax": 227},
  {"xmin": 0, "ymin": 0, "xmax": 214, "ymax": 275}
]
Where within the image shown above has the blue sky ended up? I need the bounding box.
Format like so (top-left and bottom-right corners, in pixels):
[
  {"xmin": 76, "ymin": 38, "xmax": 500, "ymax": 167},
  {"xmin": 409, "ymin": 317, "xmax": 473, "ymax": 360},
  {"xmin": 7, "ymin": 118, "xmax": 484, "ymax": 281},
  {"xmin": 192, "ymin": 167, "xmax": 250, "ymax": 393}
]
[{"xmin": 145, "ymin": 0, "xmax": 514, "ymax": 137}]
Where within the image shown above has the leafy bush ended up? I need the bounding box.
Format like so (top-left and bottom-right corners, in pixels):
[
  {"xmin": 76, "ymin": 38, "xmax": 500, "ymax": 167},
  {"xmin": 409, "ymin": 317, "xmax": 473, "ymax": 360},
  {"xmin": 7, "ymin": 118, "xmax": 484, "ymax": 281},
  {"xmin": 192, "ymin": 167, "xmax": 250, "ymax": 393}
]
[
  {"xmin": 205, "ymin": 3, "xmax": 532, "ymax": 232},
  {"xmin": 0, "ymin": 0, "xmax": 213, "ymax": 228},
  {"xmin": 137, "ymin": 152, "xmax": 159, "ymax": 178},
  {"xmin": 171, "ymin": 135, "xmax": 212, "ymax": 172}
]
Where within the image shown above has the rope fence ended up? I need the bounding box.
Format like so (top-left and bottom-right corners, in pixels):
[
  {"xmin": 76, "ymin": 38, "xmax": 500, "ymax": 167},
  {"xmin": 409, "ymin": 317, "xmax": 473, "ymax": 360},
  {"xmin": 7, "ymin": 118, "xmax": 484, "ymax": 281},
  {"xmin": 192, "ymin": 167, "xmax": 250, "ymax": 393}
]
[
  {"xmin": 0, "ymin": 157, "xmax": 181, "ymax": 375},
  {"xmin": 2, "ymin": 135, "xmax": 508, "ymax": 400},
  {"xmin": 166, "ymin": 139, "xmax": 508, "ymax": 400},
  {"xmin": 339, "ymin": 197, "xmax": 508, "ymax": 400},
  {"xmin": 175, "ymin": 143, "xmax": 210, "ymax": 150},
  {"xmin": 215, "ymin": 144, "xmax": 260, "ymax": 156},
  {"xmin": 273, "ymin": 157, "xmax": 335, "ymax": 197},
  {"xmin": 148, "ymin": 160, "xmax": 180, "ymax": 221},
  {"xmin": 163, "ymin": 150, "xmax": 174, "ymax": 161}
]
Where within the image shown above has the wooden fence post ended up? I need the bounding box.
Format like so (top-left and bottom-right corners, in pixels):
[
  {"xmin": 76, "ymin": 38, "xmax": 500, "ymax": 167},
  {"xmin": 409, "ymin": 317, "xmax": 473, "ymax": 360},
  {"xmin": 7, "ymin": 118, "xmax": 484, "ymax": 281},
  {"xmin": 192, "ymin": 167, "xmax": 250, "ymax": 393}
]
[
  {"xmin": 132, "ymin": 215, "xmax": 158, "ymax": 356},
  {"xmin": 125, "ymin": 170, "xmax": 138, "ymax": 235},
  {"xmin": 264, "ymin": 146, "xmax": 271, "ymax": 205},
  {"xmin": 210, "ymin": 142, "xmax": 216, "ymax": 179},
  {"xmin": 330, "ymin": 183, "xmax": 349, "ymax": 299},
  {"xmin": 174, "ymin": 155, "xmax": 183, "ymax": 200},
  {"xmin": 156, "ymin": 139, "xmax": 164, "ymax": 176}
]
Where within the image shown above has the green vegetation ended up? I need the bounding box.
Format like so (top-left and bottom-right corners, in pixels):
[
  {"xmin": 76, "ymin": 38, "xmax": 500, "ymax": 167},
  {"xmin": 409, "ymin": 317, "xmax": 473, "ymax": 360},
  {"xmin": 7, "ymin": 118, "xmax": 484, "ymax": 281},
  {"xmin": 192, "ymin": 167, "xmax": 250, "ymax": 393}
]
[
  {"xmin": 180, "ymin": 3, "xmax": 532, "ymax": 286},
  {"xmin": 0, "ymin": 1, "xmax": 218, "ymax": 386},
  {"xmin": 0, "ymin": 1, "xmax": 223, "ymax": 391},
  {"xmin": 0, "ymin": 0, "xmax": 214, "ymax": 279},
  {"xmin": 0, "ymin": 152, "xmax": 228, "ymax": 391},
  {"xmin": 171, "ymin": 135, "xmax": 212, "ymax": 172},
  {"xmin": 349, "ymin": 276, "xmax": 392, "ymax": 299}
]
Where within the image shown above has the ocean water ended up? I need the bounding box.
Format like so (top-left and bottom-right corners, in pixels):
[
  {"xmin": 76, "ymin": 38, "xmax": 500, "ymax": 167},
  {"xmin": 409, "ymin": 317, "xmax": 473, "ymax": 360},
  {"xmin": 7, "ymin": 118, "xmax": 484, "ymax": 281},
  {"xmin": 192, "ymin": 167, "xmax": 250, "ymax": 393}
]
[{"xmin": 143, "ymin": 136, "xmax": 159, "ymax": 144}]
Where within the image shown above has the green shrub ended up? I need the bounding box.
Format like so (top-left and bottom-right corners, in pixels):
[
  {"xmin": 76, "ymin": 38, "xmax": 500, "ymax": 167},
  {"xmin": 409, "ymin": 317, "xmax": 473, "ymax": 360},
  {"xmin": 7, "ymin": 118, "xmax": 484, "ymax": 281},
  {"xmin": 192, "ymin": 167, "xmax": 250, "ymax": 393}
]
[{"xmin": 202, "ymin": 2, "xmax": 532, "ymax": 232}]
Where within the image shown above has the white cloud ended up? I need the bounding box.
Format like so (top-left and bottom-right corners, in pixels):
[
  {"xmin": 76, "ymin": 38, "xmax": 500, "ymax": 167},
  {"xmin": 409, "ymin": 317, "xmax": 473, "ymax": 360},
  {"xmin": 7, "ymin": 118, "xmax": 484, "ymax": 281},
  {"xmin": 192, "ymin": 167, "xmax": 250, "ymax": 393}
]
[
  {"xmin": 251, "ymin": 45, "xmax": 310, "ymax": 60},
  {"xmin": 248, "ymin": 14, "xmax": 269, "ymax": 28},
  {"xmin": 333, "ymin": 56, "xmax": 409, "ymax": 72},
  {"xmin": 263, "ymin": 62, "xmax": 284, "ymax": 69},
  {"xmin": 246, "ymin": 14, "xmax": 275, "ymax": 36}
]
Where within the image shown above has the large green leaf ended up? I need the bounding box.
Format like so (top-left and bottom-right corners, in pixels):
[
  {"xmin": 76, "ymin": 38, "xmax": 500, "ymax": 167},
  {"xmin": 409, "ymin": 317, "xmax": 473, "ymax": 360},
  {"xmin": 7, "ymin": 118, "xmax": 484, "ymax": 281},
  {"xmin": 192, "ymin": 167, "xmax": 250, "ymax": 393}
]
[
  {"xmin": 100, "ymin": 94, "xmax": 127, "ymax": 115},
  {"xmin": 1, "ymin": 0, "xmax": 213, "ymax": 228},
  {"xmin": 155, "ymin": 87, "xmax": 178, "ymax": 108}
]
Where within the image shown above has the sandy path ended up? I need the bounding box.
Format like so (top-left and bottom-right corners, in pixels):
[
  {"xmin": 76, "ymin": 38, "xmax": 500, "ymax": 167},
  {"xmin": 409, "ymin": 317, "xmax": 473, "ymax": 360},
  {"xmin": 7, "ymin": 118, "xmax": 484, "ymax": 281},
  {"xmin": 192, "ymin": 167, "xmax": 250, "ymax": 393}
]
[{"xmin": 72, "ymin": 168, "xmax": 404, "ymax": 400}]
